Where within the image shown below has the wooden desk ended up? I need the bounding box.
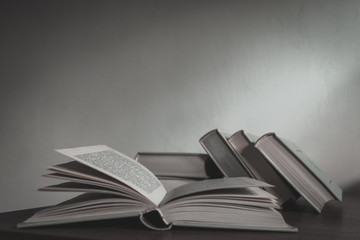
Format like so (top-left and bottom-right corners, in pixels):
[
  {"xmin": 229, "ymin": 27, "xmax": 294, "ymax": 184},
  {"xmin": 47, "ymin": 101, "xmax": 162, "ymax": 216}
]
[{"xmin": 0, "ymin": 195, "xmax": 359, "ymax": 240}]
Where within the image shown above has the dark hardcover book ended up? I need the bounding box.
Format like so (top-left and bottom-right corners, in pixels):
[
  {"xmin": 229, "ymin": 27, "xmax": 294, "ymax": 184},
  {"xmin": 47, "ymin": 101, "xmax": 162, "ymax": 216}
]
[
  {"xmin": 134, "ymin": 152, "xmax": 223, "ymax": 180},
  {"xmin": 255, "ymin": 133, "xmax": 342, "ymax": 213},
  {"xmin": 199, "ymin": 129, "xmax": 249, "ymax": 178}
]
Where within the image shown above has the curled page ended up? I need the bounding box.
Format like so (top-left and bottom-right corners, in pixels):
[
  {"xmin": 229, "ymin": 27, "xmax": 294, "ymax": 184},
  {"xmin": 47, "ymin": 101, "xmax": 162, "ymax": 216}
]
[{"xmin": 56, "ymin": 145, "xmax": 167, "ymax": 206}]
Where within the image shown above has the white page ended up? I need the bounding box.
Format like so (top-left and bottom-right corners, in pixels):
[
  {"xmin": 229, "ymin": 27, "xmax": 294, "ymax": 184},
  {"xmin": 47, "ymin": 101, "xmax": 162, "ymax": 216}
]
[
  {"xmin": 161, "ymin": 177, "xmax": 274, "ymax": 205},
  {"xmin": 56, "ymin": 145, "xmax": 167, "ymax": 206}
]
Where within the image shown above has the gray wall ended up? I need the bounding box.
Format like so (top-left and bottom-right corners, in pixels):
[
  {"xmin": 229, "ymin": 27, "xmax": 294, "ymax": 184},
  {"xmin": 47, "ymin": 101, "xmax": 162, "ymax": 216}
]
[{"xmin": 1, "ymin": 0, "xmax": 360, "ymax": 212}]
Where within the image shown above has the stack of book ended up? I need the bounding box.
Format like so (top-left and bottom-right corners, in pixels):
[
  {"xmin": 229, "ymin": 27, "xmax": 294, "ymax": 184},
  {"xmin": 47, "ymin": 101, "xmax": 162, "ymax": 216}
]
[
  {"xmin": 17, "ymin": 129, "xmax": 342, "ymax": 232},
  {"xmin": 199, "ymin": 129, "xmax": 342, "ymax": 212}
]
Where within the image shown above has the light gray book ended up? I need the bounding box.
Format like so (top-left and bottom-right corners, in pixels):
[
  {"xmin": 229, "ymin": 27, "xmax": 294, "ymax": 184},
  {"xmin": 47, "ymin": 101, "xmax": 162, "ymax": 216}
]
[
  {"xmin": 255, "ymin": 133, "xmax": 342, "ymax": 213},
  {"xmin": 227, "ymin": 130, "xmax": 299, "ymax": 205},
  {"xmin": 17, "ymin": 145, "xmax": 297, "ymax": 232},
  {"xmin": 135, "ymin": 152, "xmax": 223, "ymax": 180}
]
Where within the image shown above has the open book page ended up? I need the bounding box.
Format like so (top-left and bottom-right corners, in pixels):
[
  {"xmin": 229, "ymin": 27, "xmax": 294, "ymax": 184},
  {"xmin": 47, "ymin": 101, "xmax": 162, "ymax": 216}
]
[
  {"xmin": 160, "ymin": 177, "xmax": 273, "ymax": 205},
  {"xmin": 40, "ymin": 180, "xmax": 153, "ymax": 207},
  {"xmin": 44, "ymin": 161, "xmax": 153, "ymax": 205},
  {"xmin": 49, "ymin": 161, "xmax": 124, "ymax": 184},
  {"xmin": 18, "ymin": 193, "xmax": 147, "ymax": 228},
  {"xmin": 158, "ymin": 177, "xmax": 296, "ymax": 232},
  {"xmin": 56, "ymin": 145, "xmax": 167, "ymax": 206},
  {"xmin": 33, "ymin": 193, "xmax": 148, "ymax": 219},
  {"xmin": 162, "ymin": 187, "xmax": 279, "ymax": 210}
]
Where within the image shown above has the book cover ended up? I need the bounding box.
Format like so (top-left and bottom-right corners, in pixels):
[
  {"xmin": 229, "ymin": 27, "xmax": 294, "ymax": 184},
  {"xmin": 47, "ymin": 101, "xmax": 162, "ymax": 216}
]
[
  {"xmin": 199, "ymin": 129, "xmax": 250, "ymax": 178},
  {"xmin": 135, "ymin": 152, "xmax": 223, "ymax": 180},
  {"xmin": 255, "ymin": 133, "xmax": 342, "ymax": 213}
]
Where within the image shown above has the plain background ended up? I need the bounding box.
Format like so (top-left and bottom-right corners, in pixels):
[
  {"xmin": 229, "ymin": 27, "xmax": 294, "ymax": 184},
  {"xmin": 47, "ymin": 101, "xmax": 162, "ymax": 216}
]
[{"xmin": 1, "ymin": 0, "xmax": 360, "ymax": 212}]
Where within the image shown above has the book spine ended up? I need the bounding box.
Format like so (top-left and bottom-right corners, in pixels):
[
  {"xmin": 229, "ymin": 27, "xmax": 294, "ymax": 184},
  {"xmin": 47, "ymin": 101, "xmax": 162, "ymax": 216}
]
[{"xmin": 199, "ymin": 129, "xmax": 250, "ymax": 178}]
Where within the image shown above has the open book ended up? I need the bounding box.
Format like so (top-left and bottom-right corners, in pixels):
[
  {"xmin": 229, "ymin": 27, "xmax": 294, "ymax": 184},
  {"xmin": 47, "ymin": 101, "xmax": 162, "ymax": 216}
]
[{"xmin": 17, "ymin": 145, "xmax": 296, "ymax": 232}]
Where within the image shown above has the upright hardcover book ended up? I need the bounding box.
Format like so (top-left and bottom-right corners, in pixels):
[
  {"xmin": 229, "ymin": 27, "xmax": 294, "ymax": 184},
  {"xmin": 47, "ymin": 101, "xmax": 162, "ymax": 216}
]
[
  {"xmin": 17, "ymin": 145, "xmax": 296, "ymax": 232},
  {"xmin": 255, "ymin": 133, "xmax": 342, "ymax": 213},
  {"xmin": 199, "ymin": 129, "xmax": 249, "ymax": 178},
  {"xmin": 227, "ymin": 130, "xmax": 298, "ymax": 205}
]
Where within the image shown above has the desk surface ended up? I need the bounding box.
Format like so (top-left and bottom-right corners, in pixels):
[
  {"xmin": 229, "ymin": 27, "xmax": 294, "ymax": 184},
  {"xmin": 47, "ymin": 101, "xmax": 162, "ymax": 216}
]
[{"xmin": 0, "ymin": 194, "xmax": 359, "ymax": 240}]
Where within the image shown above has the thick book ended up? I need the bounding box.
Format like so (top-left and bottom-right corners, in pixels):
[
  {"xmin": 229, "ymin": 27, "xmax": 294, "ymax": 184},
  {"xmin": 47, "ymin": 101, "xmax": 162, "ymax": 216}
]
[
  {"xmin": 255, "ymin": 133, "xmax": 342, "ymax": 213},
  {"xmin": 227, "ymin": 130, "xmax": 299, "ymax": 205},
  {"xmin": 17, "ymin": 145, "xmax": 297, "ymax": 232},
  {"xmin": 199, "ymin": 129, "xmax": 249, "ymax": 178},
  {"xmin": 135, "ymin": 152, "xmax": 223, "ymax": 180}
]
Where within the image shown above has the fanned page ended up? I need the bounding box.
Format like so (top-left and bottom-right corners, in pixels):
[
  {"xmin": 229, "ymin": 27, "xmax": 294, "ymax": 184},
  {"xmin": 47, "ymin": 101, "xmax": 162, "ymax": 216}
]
[
  {"xmin": 161, "ymin": 177, "xmax": 273, "ymax": 205},
  {"xmin": 56, "ymin": 145, "xmax": 167, "ymax": 206},
  {"xmin": 158, "ymin": 177, "xmax": 297, "ymax": 232}
]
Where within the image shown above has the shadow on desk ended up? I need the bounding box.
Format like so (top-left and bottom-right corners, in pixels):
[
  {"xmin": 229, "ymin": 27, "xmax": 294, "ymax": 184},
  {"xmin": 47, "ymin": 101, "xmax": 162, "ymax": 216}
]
[
  {"xmin": 343, "ymin": 180, "xmax": 360, "ymax": 196},
  {"xmin": 282, "ymin": 196, "xmax": 343, "ymax": 216}
]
